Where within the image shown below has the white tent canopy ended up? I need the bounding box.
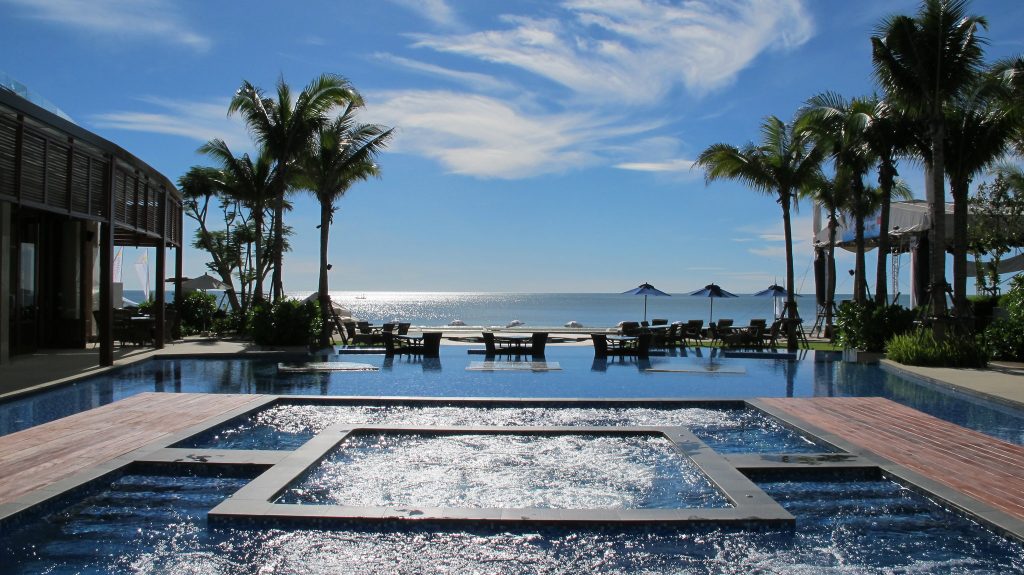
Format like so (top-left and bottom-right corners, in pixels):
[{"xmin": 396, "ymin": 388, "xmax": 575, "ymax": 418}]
[{"xmin": 814, "ymin": 200, "xmax": 954, "ymax": 253}]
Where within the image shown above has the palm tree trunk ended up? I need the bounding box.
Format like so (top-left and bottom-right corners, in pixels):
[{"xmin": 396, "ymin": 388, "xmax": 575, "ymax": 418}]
[
  {"xmin": 928, "ymin": 122, "xmax": 948, "ymax": 337},
  {"xmin": 781, "ymin": 194, "xmax": 798, "ymax": 352},
  {"xmin": 318, "ymin": 199, "xmax": 333, "ymax": 349},
  {"xmin": 951, "ymin": 176, "xmax": 970, "ymax": 321},
  {"xmin": 253, "ymin": 209, "xmax": 264, "ymax": 304},
  {"xmin": 826, "ymin": 214, "xmax": 838, "ymax": 335},
  {"xmin": 874, "ymin": 160, "xmax": 895, "ymax": 305},
  {"xmin": 271, "ymin": 182, "xmax": 286, "ymax": 302},
  {"xmin": 853, "ymin": 180, "xmax": 867, "ymax": 304}
]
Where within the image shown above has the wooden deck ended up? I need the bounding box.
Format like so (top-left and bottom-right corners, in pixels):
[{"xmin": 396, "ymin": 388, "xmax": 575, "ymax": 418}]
[
  {"xmin": 760, "ymin": 397, "xmax": 1024, "ymax": 522},
  {"xmin": 0, "ymin": 392, "xmax": 261, "ymax": 505}
]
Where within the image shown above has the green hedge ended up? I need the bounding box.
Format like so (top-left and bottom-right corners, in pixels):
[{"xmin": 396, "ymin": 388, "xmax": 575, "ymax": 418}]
[
  {"xmin": 250, "ymin": 299, "xmax": 321, "ymax": 346},
  {"xmin": 887, "ymin": 329, "xmax": 989, "ymax": 368}
]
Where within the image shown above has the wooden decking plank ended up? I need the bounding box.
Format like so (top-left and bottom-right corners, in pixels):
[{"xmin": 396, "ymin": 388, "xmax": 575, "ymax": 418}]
[
  {"xmin": 0, "ymin": 392, "xmax": 261, "ymax": 505},
  {"xmin": 761, "ymin": 397, "xmax": 1024, "ymax": 522}
]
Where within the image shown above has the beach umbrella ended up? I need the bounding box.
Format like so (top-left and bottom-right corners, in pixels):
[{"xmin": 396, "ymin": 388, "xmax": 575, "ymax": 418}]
[
  {"xmin": 689, "ymin": 283, "xmax": 738, "ymax": 324},
  {"xmin": 621, "ymin": 282, "xmax": 670, "ymax": 322},
  {"xmin": 181, "ymin": 273, "xmax": 227, "ymax": 292},
  {"xmin": 753, "ymin": 283, "xmax": 797, "ymax": 319},
  {"xmin": 303, "ymin": 292, "xmax": 353, "ymax": 318}
]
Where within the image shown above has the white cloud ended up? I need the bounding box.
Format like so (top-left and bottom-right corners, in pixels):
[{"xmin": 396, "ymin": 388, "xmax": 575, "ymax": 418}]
[
  {"xmin": 91, "ymin": 97, "xmax": 250, "ymax": 152},
  {"xmin": 374, "ymin": 53, "xmax": 513, "ymax": 93},
  {"xmin": 411, "ymin": 0, "xmax": 813, "ymax": 104},
  {"xmin": 615, "ymin": 159, "xmax": 695, "ymax": 173},
  {"xmin": 367, "ymin": 89, "xmax": 648, "ymax": 179},
  {"xmin": 2, "ymin": 0, "xmax": 210, "ymax": 50},
  {"xmin": 386, "ymin": 0, "xmax": 459, "ymax": 28}
]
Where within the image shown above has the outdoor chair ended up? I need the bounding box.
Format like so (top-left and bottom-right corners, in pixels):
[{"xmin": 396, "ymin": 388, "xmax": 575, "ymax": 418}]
[
  {"xmin": 708, "ymin": 319, "xmax": 734, "ymax": 347},
  {"xmin": 651, "ymin": 318, "xmax": 668, "ymax": 326},
  {"xmin": 383, "ymin": 331, "xmax": 443, "ymax": 358},
  {"xmin": 591, "ymin": 333, "xmax": 651, "ymax": 358},
  {"xmin": 397, "ymin": 322, "xmax": 411, "ymax": 335},
  {"xmin": 619, "ymin": 321, "xmax": 642, "ymax": 336},
  {"xmin": 680, "ymin": 320, "xmax": 704, "ymax": 347}
]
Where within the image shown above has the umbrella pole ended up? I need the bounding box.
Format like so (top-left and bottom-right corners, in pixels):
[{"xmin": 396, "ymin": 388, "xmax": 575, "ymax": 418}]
[
  {"xmin": 709, "ymin": 297, "xmax": 714, "ymax": 325},
  {"xmin": 644, "ymin": 295, "xmax": 648, "ymax": 322}
]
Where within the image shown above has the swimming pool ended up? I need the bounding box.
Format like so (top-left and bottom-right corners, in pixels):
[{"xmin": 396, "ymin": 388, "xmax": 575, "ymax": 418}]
[
  {"xmin": 2, "ymin": 346, "xmax": 1022, "ymax": 445},
  {"xmin": 3, "ymin": 349, "xmax": 1024, "ymax": 573}
]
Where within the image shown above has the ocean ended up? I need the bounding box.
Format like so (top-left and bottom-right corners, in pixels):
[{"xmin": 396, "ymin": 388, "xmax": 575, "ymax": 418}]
[
  {"xmin": 132, "ymin": 289, "xmax": 910, "ymax": 329},
  {"xmin": 288, "ymin": 291, "xmax": 912, "ymax": 329}
]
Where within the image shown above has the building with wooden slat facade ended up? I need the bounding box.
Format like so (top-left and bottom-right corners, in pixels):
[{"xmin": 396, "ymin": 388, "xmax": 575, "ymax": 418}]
[{"xmin": 0, "ymin": 84, "xmax": 183, "ymax": 366}]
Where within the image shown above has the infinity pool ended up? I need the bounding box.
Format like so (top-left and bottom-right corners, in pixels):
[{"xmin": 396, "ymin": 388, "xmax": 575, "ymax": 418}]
[{"xmin": 2, "ymin": 347, "xmax": 1022, "ymax": 445}]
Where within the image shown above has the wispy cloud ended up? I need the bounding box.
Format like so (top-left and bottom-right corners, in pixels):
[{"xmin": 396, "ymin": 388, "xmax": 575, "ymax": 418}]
[
  {"xmin": 615, "ymin": 159, "xmax": 695, "ymax": 173},
  {"xmin": 2, "ymin": 0, "xmax": 210, "ymax": 50},
  {"xmin": 386, "ymin": 0, "xmax": 460, "ymax": 28},
  {"xmin": 373, "ymin": 53, "xmax": 514, "ymax": 93},
  {"xmin": 367, "ymin": 90, "xmax": 611, "ymax": 179},
  {"xmin": 91, "ymin": 97, "xmax": 250, "ymax": 151},
  {"xmin": 411, "ymin": 0, "xmax": 814, "ymax": 104}
]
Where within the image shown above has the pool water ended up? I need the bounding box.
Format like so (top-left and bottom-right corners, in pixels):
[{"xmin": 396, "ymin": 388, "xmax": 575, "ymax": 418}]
[
  {"xmin": 2, "ymin": 347, "xmax": 1022, "ymax": 445},
  {"xmin": 2, "ymin": 469, "xmax": 1021, "ymax": 574},
  {"xmin": 276, "ymin": 432, "xmax": 730, "ymax": 510},
  {"xmin": 173, "ymin": 403, "xmax": 828, "ymax": 453}
]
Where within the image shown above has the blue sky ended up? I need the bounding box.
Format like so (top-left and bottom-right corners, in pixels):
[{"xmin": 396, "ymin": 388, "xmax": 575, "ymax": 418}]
[{"xmin": 2, "ymin": 0, "xmax": 1021, "ymax": 295}]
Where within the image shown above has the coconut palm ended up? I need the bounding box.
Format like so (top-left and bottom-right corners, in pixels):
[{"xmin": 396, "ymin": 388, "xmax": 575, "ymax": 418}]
[
  {"xmin": 872, "ymin": 0, "xmax": 988, "ymax": 328},
  {"xmin": 198, "ymin": 139, "xmax": 275, "ymax": 306},
  {"xmin": 229, "ymin": 74, "xmax": 362, "ymax": 301},
  {"xmin": 945, "ymin": 77, "xmax": 1018, "ymax": 317},
  {"xmin": 803, "ymin": 173, "xmax": 848, "ymax": 334},
  {"xmin": 696, "ymin": 115, "xmax": 824, "ymax": 351},
  {"xmin": 798, "ymin": 93, "xmax": 878, "ymax": 304},
  {"xmin": 297, "ymin": 105, "xmax": 394, "ymax": 348},
  {"xmin": 862, "ymin": 98, "xmax": 919, "ymax": 305},
  {"xmin": 990, "ymin": 56, "xmax": 1024, "ymax": 154}
]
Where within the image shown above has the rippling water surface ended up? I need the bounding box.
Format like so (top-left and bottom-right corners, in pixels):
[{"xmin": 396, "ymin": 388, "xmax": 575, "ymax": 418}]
[
  {"xmin": 278, "ymin": 433, "xmax": 729, "ymax": 509},
  {"xmin": 3, "ymin": 471, "xmax": 1021, "ymax": 574}
]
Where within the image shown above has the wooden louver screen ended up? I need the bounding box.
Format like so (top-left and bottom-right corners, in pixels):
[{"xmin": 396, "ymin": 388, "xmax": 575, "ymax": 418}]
[
  {"xmin": 20, "ymin": 130, "xmax": 45, "ymax": 203},
  {"xmin": 0, "ymin": 115, "xmax": 16, "ymax": 199}
]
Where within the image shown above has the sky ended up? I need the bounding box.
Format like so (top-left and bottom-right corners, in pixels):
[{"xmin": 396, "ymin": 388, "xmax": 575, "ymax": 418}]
[{"xmin": 2, "ymin": 0, "xmax": 1022, "ymax": 295}]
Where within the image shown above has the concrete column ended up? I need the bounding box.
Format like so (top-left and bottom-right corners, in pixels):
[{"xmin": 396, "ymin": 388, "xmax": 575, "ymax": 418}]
[{"xmin": 0, "ymin": 202, "xmax": 10, "ymax": 364}]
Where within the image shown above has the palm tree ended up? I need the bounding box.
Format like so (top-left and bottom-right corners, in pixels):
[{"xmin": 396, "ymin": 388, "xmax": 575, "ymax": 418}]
[
  {"xmin": 945, "ymin": 76, "xmax": 1018, "ymax": 318},
  {"xmin": 696, "ymin": 115, "xmax": 824, "ymax": 351},
  {"xmin": 229, "ymin": 74, "xmax": 362, "ymax": 301},
  {"xmin": 798, "ymin": 93, "xmax": 878, "ymax": 304},
  {"xmin": 297, "ymin": 105, "xmax": 394, "ymax": 348},
  {"xmin": 990, "ymin": 56, "xmax": 1023, "ymax": 155},
  {"xmin": 862, "ymin": 98, "xmax": 918, "ymax": 305},
  {"xmin": 198, "ymin": 139, "xmax": 275, "ymax": 306},
  {"xmin": 872, "ymin": 0, "xmax": 988, "ymax": 330},
  {"xmin": 803, "ymin": 173, "xmax": 848, "ymax": 334}
]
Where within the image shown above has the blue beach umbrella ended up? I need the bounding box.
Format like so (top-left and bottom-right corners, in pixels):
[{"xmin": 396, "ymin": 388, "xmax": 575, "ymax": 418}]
[
  {"xmin": 621, "ymin": 282, "xmax": 670, "ymax": 322},
  {"xmin": 689, "ymin": 283, "xmax": 738, "ymax": 324},
  {"xmin": 753, "ymin": 283, "xmax": 797, "ymax": 319}
]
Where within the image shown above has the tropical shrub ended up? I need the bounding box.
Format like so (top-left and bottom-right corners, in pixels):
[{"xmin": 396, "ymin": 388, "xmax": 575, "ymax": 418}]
[
  {"xmin": 980, "ymin": 318, "xmax": 1024, "ymax": 360},
  {"xmin": 981, "ymin": 274, "xmax": 1024, "ymax": 360},
  {"xmin": 250, "ymin": 299, "xmax": 321, "ymax": 346},
  {"xmin": 178, "ymin": 291, "xmax": 218, "ymax": 335},
  {"xmin": 887, "ymin": 329, "xmax": 989, "ymax": 368},
  {"xmin": 835, "ymin": 300, "xmax": 916, "ymax": 353}
]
